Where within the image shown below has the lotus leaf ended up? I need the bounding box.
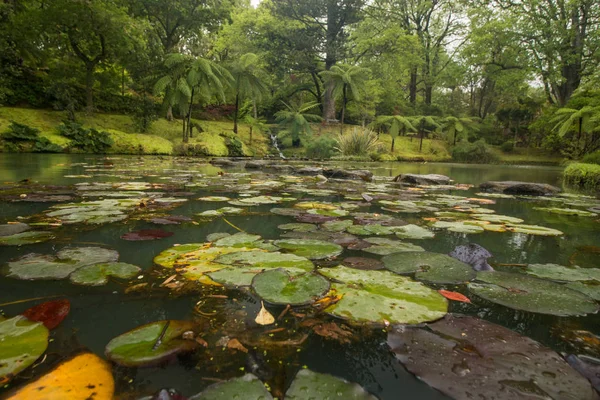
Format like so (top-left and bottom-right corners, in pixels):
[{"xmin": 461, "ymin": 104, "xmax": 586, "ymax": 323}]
[
  {"xmin": 0, "ymin": 316, "xmax": 49, "ymax": 383},
  {"xmin": 468, "ymin": 271, "xmax": 598, "ymax": 316},
  {"xmin": 0, "ymin": 231, "xmax": 55, "ymax": 246},
  {"xmin": 362, "ymin": 239, "xmax": 425, "ymax": 256},
  {"xmin": 471, "ymin": 214, "xmax": 524, "ymax": 224},
  {"xmin": 394, "ymin": 224, "xmax": 434, "ymax": 239},
  {"xmin": 505, "ymin": 224, "xmax": 563, "ymax": 236},
  {"xmin": 252, "ymin": 269, "xmax": 330, "ymax": 305},
  {"xmin": 347, "ymin": 224, "xmax": 395, "ymax": 236},
  {"xmin": 189, "ymin": 374, "xmax": 273, "ymax": 400},
  {"xmin": 273, "ymin": 239, "xmax": 343, "ymax": 260},
  {"xmin": 214, "ymin": 233, "xmax": 262, "ymax": 247},
  {"xmin": 207, "ymin": 232, "xmax": 231, "ymax": 242},
  {"xmin": 229, "ymin": 195, "xmax": 283, "ymax": 206},
  {"xmin": 154, "ymin": 243, "xmax": 206, "ymax": 268},
  {"xmin": 285, "ymin": 369, "xmax": 377, "ymax": 400},
  {"xmin": 278, "ymin": 223, "xmax": 318, "ymax": 232},
  {"xmin": 524, "ymin": 263, "xmax": 600, "ymax": 282},
  {"xmin": 57, "ymin": 247, "xmax": 119, "ymax": 266},
  {"xmin": 432, "ymin": 221, "xmax": 484, "ymax": 234},
  {"xmin": 69, "ymin": 262, "xmax": 141, "ymax": 286},
  {"xmin": 566, "ymin": 282, "xmax": 600, "ymax": 301},
  {"xmin": 321, "ymin": 219, "xmax": 354, "ymax": 232},
  {"xmin": 307, "ymin": 208, "xmax": 349, "ymax": 217},
  {"xmin": 533, "ymin": 207, "xmax": 598, "ymax": 217},
  {"xmin": 5, "ymin": 254, "xmax": 82, "ymax": 280},
  {"xmin": 319, "ymin": 265, "xmax": 448, "ymax": 324},
  {"xmin": 388, "ymin": 314, "xmax": 597, "ymax": 400},
  {"xmin": 197, "ymin": 196, "xmax": 230, "ymax": 201},
  {"xmin": 105, "ymin": 320, "xmax": 198, "ymax": 367},
  {"xmin": 342, "ymin": 257, "xmax": 384, "ymax": 270},
  {"xmin": 294, "ymin": 201, "xmax": 338, "ymax": 210},
  {"xmin": 383, "ymin": 251, "xmax": 475, "ymax": 284}
]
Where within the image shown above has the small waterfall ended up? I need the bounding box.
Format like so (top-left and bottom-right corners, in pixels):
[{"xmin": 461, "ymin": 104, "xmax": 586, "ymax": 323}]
[{"xmin": 269, "ymin": 132, "xmax": 286, "ymax": 159}]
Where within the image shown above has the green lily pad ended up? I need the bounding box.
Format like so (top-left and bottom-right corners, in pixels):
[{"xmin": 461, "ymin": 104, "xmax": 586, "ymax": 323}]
[
  {"xmin": 0, "ymin": 231, "xmax": 55, "ymax": 246},
  {"xmin": 362, "ymin": 239, "xmax": 425, "ymax": 256},
  {"xmin": 294, "ymin": 201, "xmax": 338, "ymax": 210},
  {"xmin": 505, "ymin": 224, "xmax": 563, "ymax": 236},
  {"xmin": 319, "ymin": 265, "xmax": 447, "ymax": 324},
  {"xmin": 533, "ymin": 207, "xmax": 598, "ymax": 217},
  {"xmin": 566, "ymin": 282, "xmax": 600, "ymax": 301},
  {"xmin": 154, "ymin": 243, "xmax": 206, "ymax": 268},
  {"xmin": 214, "ymin": 233, "xmax": 263, "ymax": 248},
  {"xmin": 229, "ymin": 195, "xmax": 283, "ymax": 206},
  {"xmin": 197, "ymin": 196, "xmax": 230, "ymax": 202},
  {"xmin": 197, "ymin": 207, "xmax": 244, "ymax": 218},
  {"xmin": 307, "ymin": 208, "xmax": 349, "ymax": 217},
  {"xmin": 105, "ymin": 320, "xmax": 198, "ymax": 367},
  {"xmin": 0, "ymin": 316, "xmax": 49, "ymax": 383},
  {"xmin": 278, "ymin": 223, "xmax": 318, "ymax": 232},
  {"xmin": 468, "ymin": 271, "xmax": 598, "ymax": 316},
  {"xmin": 524, "ymin": 264, "xmax": 600, "ymax": 282},
  {"xmin": 274, "ymin": 239, "xmax": 343, "ymax": 260},
  {"xmin": 285, "ymin": 369, "xmax": 377, "ymax": 400},
  {"xmin": 189, "ymin": 374, "xmax": 273, "ymax": 400},
  {"xmin": 252, "ymin": 269, "xmax": 330, "ymax": 305},
  {"xmin": 206, "ymin": 233, "xmax": 231, "ymax": 242},
  {"xmin": 347, "ymin": 224, "xmax": 394, "ymax": 236},
  {"xmin": 382, "ymin": 251, "xmax": 475, "ymax": 284},
  {"xmin": 472, "ymin": 214, "xmax": 524, "ymax": 224},
  {"xmin": 56, "ymin": 247, "xmax": 119, "ymax": 266},
  {"xmin": 432, "ymin": 221, "xmax": 484, "ymax": 234},
  {"xmin": 321, "ymin": 220, "xmax": 354, "ymax": 232},
  {"xmin": 394, "ymin": 224, "xmax": 435, "ymax": 239},
  {"xmin": 0, "ymin": 223, "xmax": 30, "ymax": 237},
  {"xmin": 69, "ymin": 262, "xmax": 142, "ymax": 286}
]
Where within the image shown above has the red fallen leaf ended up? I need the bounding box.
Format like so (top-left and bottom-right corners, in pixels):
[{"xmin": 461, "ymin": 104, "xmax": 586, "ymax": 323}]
[
  {"xmin": 438, "ymin": 290, "xmax": 471, "ymax": 304},
  {"xmin": 121, "ymin": 229, "xmax": 174, "ymax": 241},
  {"xmin": 22, "ymin": 299, "xmax": 70, "ymax": 329}
]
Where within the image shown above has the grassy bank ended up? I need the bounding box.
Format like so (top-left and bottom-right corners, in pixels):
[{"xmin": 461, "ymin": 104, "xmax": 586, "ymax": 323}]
[
  {"xmin": 564, "ymin": 163, "xmax": 600, "ymax": 191},
  {"xmin": 0, "ymin": 107, "xmax": 270, "ymax": 156}
]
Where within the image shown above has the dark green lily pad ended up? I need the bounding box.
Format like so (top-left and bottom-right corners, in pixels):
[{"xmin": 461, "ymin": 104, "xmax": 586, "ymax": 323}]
[
  {"xmin": 342, "ymin": 257, "xmax": 384, "ymax": 270},
  {"xmin": 533, "ymin": 207, "xmax": 598, "ymax": 217},
  {"xmin": 56, "ymin": 247, "xmax": 119, "ymax": 266},
  {"xmin": 214, "ymin": 233, "xmax": 263, "ymax": 248},
  {"xmin": 278, "ymin": 223, "xmax": 318, "ymax": 232},
  {"xmin": 252, "ymin": 269, "xmax": 330, "ymax": 305},
  {"xmin": 0, "ymin": 316, "xmax": 49, "ymax": 383},
  {"xmin": 505, "ymin": 224, "xmax": 563, "ymax": 236},
  {"xmin": 189, "ymin": 374, "xmax": 274, "ymax": 400},
  {"xmin": 432, "ymin": 221, "xmax": 484, "ymax": 234},
  {"xmin": 4, "ymin": 254, "xmax": 80, "ymax": 280},
  {"xmin": 388, "ymin": 314, "xmax": 597, "ymax": 400},
  {"xmin": 319, "ymin": 265, "xmax": 448, "ymax": 324},
  {"xmin": 0, "ymin": 231, "xmax": 55, "ymax": 246},
  {"xmin": 321, "ymin": 219, "xmax": 354, "ymax": 232},
  {"xmin": 0, "ymin": 223, "xmax": 30, "ymax": 237},
  {"xmin": 207, "ymin": 232, "xmax": 231, "ymax": 242},
  {"xmin": 394, "ymin": 224, "xmax": 434, "ymax": 239},
  {"xmin": 468, "ymin": 271, "xmax": 598, "ymax": 316},
  {"xmin": 274, "ymin": 239, "xmax": 342, "ymax": 260},
  {"xmin": 69, "ymin": 262, "xmax": 142, "ymax": 286},
  {"xmin": 105, "ymin": 320, "xmax": 198, "ymax": 367},
  {"xmin": 361, "ymin": 238, "xmax": 425, "ymax": 255},
  {"xmin": 383, "ymin": 252, "xmax": 475, "ymax": 284},
  {"xmin": 566, "ymin": 282, "xmax": 600, "ymax": 301},
  {"xmin": 525, "ymin": 264, "xmax": 600, "ymax": 282},
  {"xmin": 285, "ymin": 369, "xmax": 377, "ymax": 400}
]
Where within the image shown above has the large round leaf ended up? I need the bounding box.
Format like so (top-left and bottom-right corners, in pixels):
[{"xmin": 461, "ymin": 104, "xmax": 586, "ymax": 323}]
[
  {"xmin": 273, "ymin": 239, "xmax": 342, "ymax": 260},
  {"xmin": 56, "ymin": 247, "xmax": 119, "ymax": 266},
  {"xmin": 105, "ymin": 320, "xmax": 198, "ymax": 367},
  {"xmin": 189, "ymin": 374, "xmax": 273, "ymax": 400},
  {"xmin": 524, "ymin": 263, "xmax": 600, "ymax": 282},
  {"xmin": 0, "ymin": 316, "xmax": 49, "ymax": 384},
  {"xmin": 69, "ymin": 262, "xmax": 141, "ymax": 286},
  {"xmin": 388, "ymin": 314, "xmax": 597, "ymax": 400},
  {"xmin": 4, "ymin": 353, "xmax": 114, "ymax": 400},
  {"xmin": 5, "ymin": 254, "xmax": 80, "ymax": 280},
  {"xmin": 0, "ymin": 231, "xmax": 55, "ymax": 246},
  {"xmin": 319, "ymin": 265, "xmax": 447, "ymax": 324},
  {"xmin": 468, "ymin": 271, "xmax": 598, "ymax": 316},
  {"xmin": 252, "ymin": 269, "xmax": 330, "ymax": 305},
  {"xmin": 285, "ymin": 369, "xmax": 377, "ymax": 400},
  {"xmin": 154, "ymin": 243, "xmax": 206, "ymax": 268},
  {"xmin": 382, "ymin": 252, "xmax": 475, "ymax": 284},
  {"xmin": 394, "ymin": 224, "xmax": 435, "ymax": 239},
  {"xmin": 505, "ymin": 224, "xmax": 563, "ymax": 236}
]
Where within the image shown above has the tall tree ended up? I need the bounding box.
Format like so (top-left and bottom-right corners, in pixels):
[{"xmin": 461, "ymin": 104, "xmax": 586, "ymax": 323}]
[
  {"xmin": 411, "ymin": 115, "xmax": 441, "ymax": 152},
  {"xmin": 320, "ymin": 64, "xmax": 370, "ymax": 133},
  {"xmin": 229, "ymin": 53, "xmax": 268, "ymax": 134}
]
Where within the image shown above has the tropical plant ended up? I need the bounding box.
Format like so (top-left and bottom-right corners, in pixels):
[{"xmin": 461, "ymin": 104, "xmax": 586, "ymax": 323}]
[
  {"xmin": 551, "ymin": 106, "xmax": 600, "ymax": 156},
  {"xmin": 274, "ymin": 101, "xmax": 322, "ymax": 147},
  {"xmin": 154, "ymin": 54, "xmax": 232, "ymax": 142},
  {"xmin": 371, "ymin": 115, "xmax": 416, "ymax": 152},
  {"xmin": 412, "ymin": 115, "xmax": 441, "ymax": 152},
  {"xmin": 229, "ymin": 53, "xmax": 268, "ymax": 134},
  {"xmin": 243, "ymin": 115, "xmax": 268, "ymax": 144},
  {"xmin": 320, "ymin": 64, "xmax": 371, "ymax": 133},
  {"xmin": 441, "ymin": 116, "xmax": 479, "ymax": 146},
  {"xmin": 335, "ymin": 127, "xmax": 380, "ymax": 156}
]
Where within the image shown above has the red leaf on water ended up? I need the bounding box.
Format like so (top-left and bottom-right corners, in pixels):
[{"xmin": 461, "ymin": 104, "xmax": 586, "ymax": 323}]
[
  {"xmin": 121, "ymin": 229, "xmax": 174, "ymax": 241},
  {"xmin": 438, "ymin": 290, "xmax": 471, "ymax": 303},
  {"xmin": 22, "ymin": 299, "xmax": 71, "ymax": 329}
]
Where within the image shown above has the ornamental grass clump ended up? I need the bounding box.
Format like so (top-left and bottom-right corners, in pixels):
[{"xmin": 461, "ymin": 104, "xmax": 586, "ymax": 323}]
[{"xmin": 335, "ymin": 127, "xmax": 380, "ymax": 157}]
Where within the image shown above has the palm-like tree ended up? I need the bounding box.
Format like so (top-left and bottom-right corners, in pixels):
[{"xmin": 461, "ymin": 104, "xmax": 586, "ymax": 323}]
[
  {"xmin": 442, "ymin": 116, "xmax": 479, "ymax": 145},
  {"xmin": 411, "ymin": 115, "xmax": 441, "ymax": 152},
  {"xmin": 371, "ymin": 115, "xmax": 417, "ymax": 152},
  {"xmin": 229, "ymin": 53, "xmax": 268, "ymax": 134},
  {"xmin": 552, "ymin": 106, "xmax": 600, "ymax": 156},
  {"xmin": 243, "ymin": 115, "xmax": 268, "ymax": 144},
  {"xmin": 275, "ymin": 101, "xmax": 322, "ymax": 147},
  {"xmin": 320, "ymin": 64, "xmax": 371, "ymax": 134},
  {"xmin": 154, "ymin": 54, "xmax": 232, "ymax": 143}
]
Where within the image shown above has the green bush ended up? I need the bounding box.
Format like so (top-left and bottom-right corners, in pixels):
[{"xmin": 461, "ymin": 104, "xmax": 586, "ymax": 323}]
[
  {"xmin": 32, "ymin": 137, "xmax": 63, "ymax": 153},
  {"xmin": 305, "ymin": 135, "xmax": 337, "ymax": 159},
  {"xmin": 220, "ymin": 132, "xmax": 245, "ymax": 156},
  {"xmin": 130, "ymin": 94, "xmax": 159, "ymax": 133},
  {"xmin": 335, "ymin": 128, "xmax": 380, "ymax": 156},
  {"xmin": 2, "ymin": 121, "xmax": 62, "ymax": 153},
  {"xmin": 57, "ymin": 121, "xmax": 113, "ymax": 153},
  {"xmin": 582, "ymin": 151, "xmax": 600, "ymax": 165},
  {"xmin": 3, "ymin": 121, "xmax": 40, "ymax": 141},
  {"xmin": 452, "ymin": 139, "xmax": 499, "ymax": 163},
  {"xmin": 564, "ymin": 163, "xmax": 600, "ymax": 191},
  {"xmin": 500, "ymin": 141, "xmax": 515, "ymax": 152},
  {"xmin": 331, "ymin": 155, "xmax": 372, "ymax": 161}
]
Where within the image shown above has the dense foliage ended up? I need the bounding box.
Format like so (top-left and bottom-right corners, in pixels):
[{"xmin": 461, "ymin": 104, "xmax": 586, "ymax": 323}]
[{"xmin": 0, "ymin": 0, "xmax": 599, "ymax": 159}]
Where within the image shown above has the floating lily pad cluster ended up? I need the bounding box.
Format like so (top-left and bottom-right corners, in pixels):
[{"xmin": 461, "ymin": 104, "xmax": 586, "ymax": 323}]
[
  {"xmin": 0, "ymin": 224, "xmax": 55, "ymax": 246},
  {"xmin": 3, "ymin": 247, "xmax": 141, "ymax": 286}
]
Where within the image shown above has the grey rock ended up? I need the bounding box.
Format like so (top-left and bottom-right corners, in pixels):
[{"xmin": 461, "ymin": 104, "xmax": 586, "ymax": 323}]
[
  {"xmin": 322, "ymin": 168, "xmax": 373, "ymax": 181},
  {"xmin": 244, "ymin": 160, "xmax": 270, "ymax": 169},
  {"xmin": 296, "ymin": 167, "xmax": 323, "ymax": 175},
  {"xmin": 393, "ymin": 173, "xmax": 451, "ymax": 185},
  {"xmin": 449, "ymin": 243, "xmax": 494, "ymax": 271},
  {"xmin": 479, "ymin": 181, "xmax": 560, "ymax": 196}
]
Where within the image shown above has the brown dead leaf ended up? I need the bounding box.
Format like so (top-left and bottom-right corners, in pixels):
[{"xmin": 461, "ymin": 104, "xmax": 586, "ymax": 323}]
[
  {"xmin": 161, "ymin": 274, "xmax": 177, "ymax": 286},
  {"xmin": 226, "ymin": 338, "xmax": 248, "ymax": 353},
  {"xmin": 312, "ymin": 322, "xmax": 354, "ymax": 344},
  {"xmin": 196, "ymin": 337, "xmax": 208, "ymax": 347},
  {"xmin": 255, "ymin": 301, "xmax": 275, "ymax": 325},
  {"xmin": 124, "ymin": 283, "xmax": 148, "ymax": 294}
]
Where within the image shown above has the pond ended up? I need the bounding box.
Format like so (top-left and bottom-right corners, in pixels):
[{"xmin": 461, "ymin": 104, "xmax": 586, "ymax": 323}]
[{"xmin": 0, "ymin": 153, "xmax": 599, "ymax": 400}]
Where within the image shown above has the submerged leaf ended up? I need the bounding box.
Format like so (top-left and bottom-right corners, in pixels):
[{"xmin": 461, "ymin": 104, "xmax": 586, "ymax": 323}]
[{"xmin": 21, "ymin": 299, "xmax": 70, "ymax": 329}]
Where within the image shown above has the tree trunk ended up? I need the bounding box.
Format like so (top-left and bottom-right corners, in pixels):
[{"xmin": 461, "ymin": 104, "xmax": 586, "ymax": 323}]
[
  {"xmin": 419, "ymin": 122, "xmax": 424, "ymax": 152},
  {"xmin": 453, "ymin": 129, "xmax": 457, "ymax": 146},
  {"xmin": 391, "ymin": 137, "xmax": 395, "ymax": 152},
  {"xmin": 409, "ymin": 68, "xmax": 418, "ymax": 105},
  {"xmin": 166, "ymin": 106, "xmax": 174, "ymax": 121},
  {"xmin": 85, "ymin": 63, "xmax": 95, "ymax": 113},
  {"xmin": 182, "ymin": 117, "xmax": 187, "ymax": 143},
  {"xmin": 340, "ymin": 84, "xmax": 347, "ymax": 135},
  {"xmin": 424, "ymin": 85, "xmax": 433, "ymax": 106},
  {"xmin": 186, "ymin": 89, "xmax": 194, "ymax": 142},
  {"xmin": 323, "ymin": 6, "xmax": 337, "ymax": 121},
  {"xmin": 310, "ymin": 71, "xmax": 323, "ymax": 114},
  {"xmin": 233, "ymin": 93, "xmax": 240, "ymax": 134},
  {"xmin": 323, "ymin": 82, "xmax": 336, "ymax": 121},
  {"xmin": 121, "ymin": 68, "xmax": 125, "ymax": 97}
]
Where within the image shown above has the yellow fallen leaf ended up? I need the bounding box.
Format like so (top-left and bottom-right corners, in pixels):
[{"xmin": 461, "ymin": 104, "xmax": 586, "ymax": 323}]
[
  {"xmin": 255, "ymin": 301, "xmax": 275, "ymax": 325},
  {"xmin": 6, "ymin": 352, "xmax": 114, "ymax": 400}
]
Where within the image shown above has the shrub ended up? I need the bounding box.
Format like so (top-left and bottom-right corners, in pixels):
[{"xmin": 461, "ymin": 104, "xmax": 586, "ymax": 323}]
[
  {"xmin": 3, "ymin": 121, "xmax": 40, "ymax": 141},
  {"xmin": 220, "ymin": 132, "xmax": 245, "ymax": 156},
  {"xmin": 582, "ymin": 151, "xmax": 600, "ymax": 165},
  {"xmin": 564, "ymin": 163, "xmax": 600, "ymax": 191},
  {"xmin": 130, "ymin": 94, "xmax": 159, "ymax": 133},
  {"xmin": 452, "ymin": 139, "xmax": 499, "ymax": 163},
  {"xmin": 330, "ymin": 155, "xmax": 372, "ymax": 161},
  {"xmin": 335, "ymin": 128, "xmax": 380, "ymax": 156},
  {"xmin": 305, "ymin": 135, "xmax": 337, "ymax": 159},
  {"xmin": 2, "ymin": 122, "xmax": 62, "ymax": 153},
  {"xmin": 32, "ymin": 137, "xmax": 63, "ymax": 153},
  {"xmin": 57, "ymin": 121, "xmax": 113, "ymax": 153},
  {"xmin": 500, "ymin": 141, "xmax": 515, "ymax": 152}
]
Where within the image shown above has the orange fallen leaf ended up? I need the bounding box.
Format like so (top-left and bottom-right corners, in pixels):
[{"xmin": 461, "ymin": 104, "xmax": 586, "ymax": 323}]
[
  {"xmin": 438, "ymin": 290, "xmax": 471, "ymax": 303},
  {"xmin": 5, "ymin": 353, "xmax": 114, "ymax": 400},
  {"xmin": 226, "ymin": 338, "xmax": 248, "ymax": 353}
]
